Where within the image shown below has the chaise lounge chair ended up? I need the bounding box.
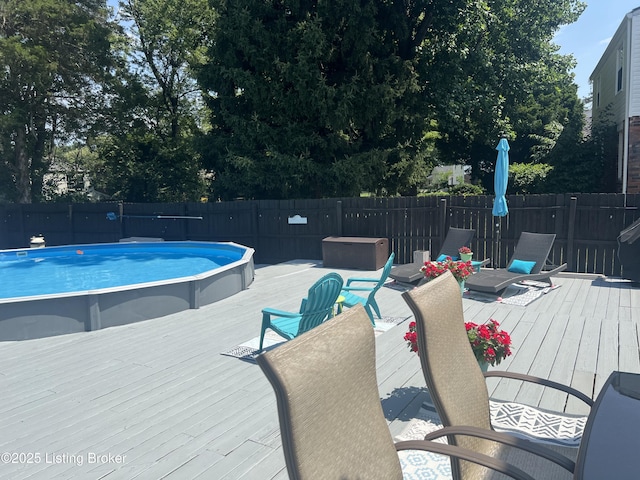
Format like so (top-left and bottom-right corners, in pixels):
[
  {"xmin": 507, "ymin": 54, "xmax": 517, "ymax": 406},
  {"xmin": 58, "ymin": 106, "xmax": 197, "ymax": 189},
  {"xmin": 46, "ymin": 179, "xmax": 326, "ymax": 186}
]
[
  {"xmin": 390, "ymin": 227, "xmax": 483, "ymax": 285},
  {"xmin": 258, "ymin": 272, "xmax": 343, "ymax": 351},
  {"xmin": 465, "ymin": 231, "xmax": 567, "ymax": 294},
  {"xmin": 257, "ymin": 304, "xmax": 540, "ymax": 480}
]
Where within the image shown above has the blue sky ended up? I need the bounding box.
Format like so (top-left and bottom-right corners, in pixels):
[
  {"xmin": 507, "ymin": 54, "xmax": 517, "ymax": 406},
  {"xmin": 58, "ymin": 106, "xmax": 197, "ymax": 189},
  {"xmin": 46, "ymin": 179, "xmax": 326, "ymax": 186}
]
[{"xmin": 554, "ymin": 1, "xmax": 640, "ymax": 99}]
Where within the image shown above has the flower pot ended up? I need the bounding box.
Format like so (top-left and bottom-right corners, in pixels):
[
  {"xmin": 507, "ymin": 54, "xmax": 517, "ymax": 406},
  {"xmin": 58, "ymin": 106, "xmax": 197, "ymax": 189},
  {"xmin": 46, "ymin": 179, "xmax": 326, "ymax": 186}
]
[
  {"xmin": 460, "ymin": 252, "xmax": 473, "ymax": 262},
  {"xmin": 457, "ymin": 279, "xmax": 465, "ymax": 295},
  {"xmin": 477, "ymin": 360, "xmax": 489, "ymax": 372}
]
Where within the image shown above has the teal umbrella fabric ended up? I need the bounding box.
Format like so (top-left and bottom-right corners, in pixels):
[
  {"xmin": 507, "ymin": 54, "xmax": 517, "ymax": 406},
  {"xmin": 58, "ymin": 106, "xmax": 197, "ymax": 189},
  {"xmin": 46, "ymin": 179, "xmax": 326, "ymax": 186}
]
[{"xmin": 492, "ymin": 137, "xmax": 510, "ymax": 217}]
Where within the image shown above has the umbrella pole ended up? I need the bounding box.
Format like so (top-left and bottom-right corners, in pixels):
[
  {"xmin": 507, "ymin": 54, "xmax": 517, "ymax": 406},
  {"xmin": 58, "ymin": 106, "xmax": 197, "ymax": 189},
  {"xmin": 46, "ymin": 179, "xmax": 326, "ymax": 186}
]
[{"xmin": 493, "ymin": 217, "xmax": 501, "ymax": 268}]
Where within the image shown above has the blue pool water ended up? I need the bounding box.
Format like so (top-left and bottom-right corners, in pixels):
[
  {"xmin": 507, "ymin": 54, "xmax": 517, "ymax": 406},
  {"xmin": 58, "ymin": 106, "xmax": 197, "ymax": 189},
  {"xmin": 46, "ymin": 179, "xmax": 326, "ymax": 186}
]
[{"xmin": 0, "ymin": 242, "xmax": 246, "ymax": 299}]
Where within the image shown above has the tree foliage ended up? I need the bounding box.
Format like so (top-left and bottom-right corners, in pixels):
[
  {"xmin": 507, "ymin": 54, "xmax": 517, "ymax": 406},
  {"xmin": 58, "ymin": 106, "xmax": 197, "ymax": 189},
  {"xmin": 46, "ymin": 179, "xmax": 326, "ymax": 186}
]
[
  {"xmin": 3, "ymin": 0, "xmax": 605, "ymax": 203},
  {"xmin": 199, "ymin": 0, "xmax": 455, "ymax": 199},
  {"xmin": 546, "ymin": 105, "xmax": 618, "ymax": 193},
  {"xmin": 90, "ymin": 0, "xmax": 215, "ymax": 202},
  {"xmin": 509, "ymin": 162, "xmax": 553, "ymax": 194},
  {"xmin": 432, "ymin": 1, "xmax": 586, "ymax": 191},
  {"xmin": 197, "ymin": 0, "xmax": 586, "ymax": 200},
  {"xmin": 0, "ymin": 0, "xmax": 116, "ymax": 203}
]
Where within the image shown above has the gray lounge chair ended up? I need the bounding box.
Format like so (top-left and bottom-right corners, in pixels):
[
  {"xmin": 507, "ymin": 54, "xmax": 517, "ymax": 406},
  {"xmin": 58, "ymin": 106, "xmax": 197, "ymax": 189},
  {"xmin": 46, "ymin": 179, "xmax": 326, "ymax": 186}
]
[
  {"xmin": 465, "ymin": 231, "xmax": 567, "ymax": 294},
  {"xmin": 257, "ymin": 304, "xmax": 539, "ymax": 480},
  {"xmin": 402, "ymin": 272, "xmax": 594, "ymax": 479},
  {"xmin": 390, "ymin": 227, "xmax": 483, "ymax": 284}
]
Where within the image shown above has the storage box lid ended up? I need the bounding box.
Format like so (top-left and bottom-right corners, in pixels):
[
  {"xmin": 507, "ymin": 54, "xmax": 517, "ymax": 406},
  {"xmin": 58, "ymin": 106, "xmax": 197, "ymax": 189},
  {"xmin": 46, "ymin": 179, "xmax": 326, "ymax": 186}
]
[{"xmin": 322, "ymin": 236, "xmax": 387, "ymax": 244}]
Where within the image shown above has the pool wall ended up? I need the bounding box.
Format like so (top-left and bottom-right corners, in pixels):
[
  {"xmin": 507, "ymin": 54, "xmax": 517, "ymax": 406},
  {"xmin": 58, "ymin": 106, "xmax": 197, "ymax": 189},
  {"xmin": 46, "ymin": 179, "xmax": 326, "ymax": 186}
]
[{"xmin": 0, "ymin": 242, "xmax": 255, "ymax": 341}]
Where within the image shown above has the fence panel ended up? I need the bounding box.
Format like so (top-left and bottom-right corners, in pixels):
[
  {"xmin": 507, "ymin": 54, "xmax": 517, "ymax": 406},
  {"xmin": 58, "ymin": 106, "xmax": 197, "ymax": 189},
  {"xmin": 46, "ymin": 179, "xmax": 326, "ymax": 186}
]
[
  {"xmin": 571, "ymin": 194, "xmax": 624, "ymax": 275},
  {"xmin": 71, "ymin": 204, "xmax": 122, "ymax": 244},
  {"xmin": 2, "ymin": 193, "xmax": 640, "ymax": 276}
]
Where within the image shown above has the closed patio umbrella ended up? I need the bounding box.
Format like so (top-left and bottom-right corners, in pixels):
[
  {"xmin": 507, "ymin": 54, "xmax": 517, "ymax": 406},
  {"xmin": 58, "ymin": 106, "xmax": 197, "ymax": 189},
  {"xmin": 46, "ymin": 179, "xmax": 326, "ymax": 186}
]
[
  {"xmin": 492, "ymin": 136, "xmax": 510, "ymax": 267},
  {"xmin": 492, "ymin": 136, "xmax": 510, "ymax": 217}
]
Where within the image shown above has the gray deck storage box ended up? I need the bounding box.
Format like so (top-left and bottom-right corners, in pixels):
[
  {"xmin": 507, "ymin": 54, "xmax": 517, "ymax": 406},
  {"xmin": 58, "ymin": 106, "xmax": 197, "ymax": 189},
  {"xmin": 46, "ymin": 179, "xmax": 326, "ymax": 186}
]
[{"xmin": 322, "ymin": 236, "xmax": 389, "ymax": 270}]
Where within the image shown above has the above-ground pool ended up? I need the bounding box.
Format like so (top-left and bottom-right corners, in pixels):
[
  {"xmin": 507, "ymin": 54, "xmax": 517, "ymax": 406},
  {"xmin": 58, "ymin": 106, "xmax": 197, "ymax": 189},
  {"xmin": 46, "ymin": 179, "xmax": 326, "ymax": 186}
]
[{"xmin": 0, "ymin": 241, "xmax": 255, "ymax": 341}]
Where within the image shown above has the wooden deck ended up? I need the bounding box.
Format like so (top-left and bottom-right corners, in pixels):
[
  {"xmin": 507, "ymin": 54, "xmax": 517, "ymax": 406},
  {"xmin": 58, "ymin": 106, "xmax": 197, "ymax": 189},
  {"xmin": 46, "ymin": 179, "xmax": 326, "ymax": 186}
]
[{"xmin": 0, "ymin": 260, "xmax": 639, "ymax": 479}]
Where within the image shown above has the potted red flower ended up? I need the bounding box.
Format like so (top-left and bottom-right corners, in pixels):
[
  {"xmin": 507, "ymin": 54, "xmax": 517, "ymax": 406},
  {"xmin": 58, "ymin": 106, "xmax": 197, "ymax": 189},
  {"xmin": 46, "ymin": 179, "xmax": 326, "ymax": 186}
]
[
  {"xmin": 465, "ymin": 319, "xmax": 512, "ymax": 367},
  {"xmin": 420, "ymin": 257, "xmax": 474, "ymax": 282},
  {"xmin": 458, "ymin": 246, "xmax": 473, "ymax": 262},
  {"xmin": 421, "ymin": 256, "xmax": 474, "ymax": 293},
  {"xmin": 404, "ymin": 318, "xmax": 513, "ymax": 369}
]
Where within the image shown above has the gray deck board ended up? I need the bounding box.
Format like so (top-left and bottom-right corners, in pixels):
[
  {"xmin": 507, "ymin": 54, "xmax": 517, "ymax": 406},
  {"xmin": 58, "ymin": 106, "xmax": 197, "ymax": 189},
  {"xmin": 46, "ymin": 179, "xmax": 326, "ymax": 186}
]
[{"xmin": 0, "ymin": 262, "xmax": 639, "ymax": 479}]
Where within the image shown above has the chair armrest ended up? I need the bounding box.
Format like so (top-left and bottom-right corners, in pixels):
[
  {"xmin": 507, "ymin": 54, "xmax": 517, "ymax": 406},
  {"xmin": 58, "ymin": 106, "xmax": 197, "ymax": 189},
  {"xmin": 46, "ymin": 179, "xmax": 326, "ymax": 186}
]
[
  {"xmin": 261, "ymin": 307, "xmax": 300, "ymax": 318},
  {"xmin": 422, "ymin": 425, "xmax": 575, "ymax": 473},
  {"xmin": 484, "ymin": 370, "xmax": 594, "ymax": 407},
  {"xmin": 476, "ymin": 258, "xmax": 490, "ymax": 267},
  {"xmin": 345, "ymin": 277, "xmax": 378, "ymax": 286},
  {"xmin": 341, "ymin": 285, "xmax": 375, "ymax": 292},
  {"xmin": 395, "ymin": 440, "xmax": 535, "ymax": 480}
]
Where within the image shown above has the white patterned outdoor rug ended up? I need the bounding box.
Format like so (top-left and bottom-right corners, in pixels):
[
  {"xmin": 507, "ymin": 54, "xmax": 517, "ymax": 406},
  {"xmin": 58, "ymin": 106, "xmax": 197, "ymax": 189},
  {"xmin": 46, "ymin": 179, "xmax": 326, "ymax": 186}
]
[
  {"xmin": 395, "ymin": 402, "xmax": 452, "ymax": 479},
  {"xmin": 221, "ymin": 315, "xmax": 411, "ymax": 362},
  {"xmin": 464, "ymin": 281, "xmax": 560, "ymax": 306},
  {"xmin": 395, "ymin": 397, "xmax": 585, "ymax": 478},
  {"xmin": 489, "ymin": 399, "xmax": 586, "ymax": 447}
]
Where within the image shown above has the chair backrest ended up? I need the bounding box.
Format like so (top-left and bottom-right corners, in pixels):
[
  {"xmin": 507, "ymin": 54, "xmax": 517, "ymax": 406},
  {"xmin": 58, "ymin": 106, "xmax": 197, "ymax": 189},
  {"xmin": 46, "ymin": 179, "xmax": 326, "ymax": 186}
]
[
  {"xmin": 439, "ymin": 228, "xmax": 476, "ymax": 258},
  {"xmin": 297, "ymin": 272, "xmax": 343, "ymax": 335},
  {"xmin": 257, "ymin": 304, "xmax": 403, "ymax": 480},
  {"xmin": 402, "ymin": 271, "xmax": 494, "ymax": 479},
  {"xmin": 506, "ymin": 232, "xmax": 556, "ymax": 274},
  {"xmin": 367, "ymin": 252, "xmax": 395, "ymax": 295}
]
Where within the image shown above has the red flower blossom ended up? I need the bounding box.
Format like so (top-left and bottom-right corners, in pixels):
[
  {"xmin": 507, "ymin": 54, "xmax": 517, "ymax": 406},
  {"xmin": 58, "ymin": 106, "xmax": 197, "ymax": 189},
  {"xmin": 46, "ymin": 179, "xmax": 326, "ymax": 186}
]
[
  {"xmin": 404, "ymin": 323, "xmax": 419, "ymax": 353},
  {"xmin": 405, "ymin": 318, "xmax": 513, "ymax": 367},
  {"xmin": 420, "ymin": 257, "xmax": 475, "ymax": 282},
  {"xmin": 464, "ymin": 319, "xmax": 513, "ymax": 366}
]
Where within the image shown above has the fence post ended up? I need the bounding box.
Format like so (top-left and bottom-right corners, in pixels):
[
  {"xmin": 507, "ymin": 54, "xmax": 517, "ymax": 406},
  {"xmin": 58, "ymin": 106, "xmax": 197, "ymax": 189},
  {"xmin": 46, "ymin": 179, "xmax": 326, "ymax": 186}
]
[
  {"xmin": 118, "ymin": 202, "xmax": 124, "ymax": 239},
  {"xmin": 251, "ymin": 202, "xmax": 259, "ymax": 256},
  {"xmin": 567, "ymin": 196, "xmax": 577, "ymax": 272},
  {"xmin": 68, "ymin": 204, "xmax": 74, "ymax": 245},
  {"xmin": 439, "ymin": 198, "xmax": 447, "ymax": 246},
  {"xmin": 336, "ymin": 200, "xmax": 343, "ymax": 236},
  {"xmin": 183, "ymin": 204, "xmax": 188, "ymax": 240}
]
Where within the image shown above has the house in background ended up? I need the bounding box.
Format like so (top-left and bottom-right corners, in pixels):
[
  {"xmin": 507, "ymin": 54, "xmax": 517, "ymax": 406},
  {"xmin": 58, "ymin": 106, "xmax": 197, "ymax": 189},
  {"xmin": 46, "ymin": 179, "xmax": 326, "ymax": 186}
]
[
  {"xmin": 591, "ymin": 6, "xmax": 640, "ymax": 194},
  {"xmin": 426, "ymin": 165, "xmax": 471, "ymax": 190}
]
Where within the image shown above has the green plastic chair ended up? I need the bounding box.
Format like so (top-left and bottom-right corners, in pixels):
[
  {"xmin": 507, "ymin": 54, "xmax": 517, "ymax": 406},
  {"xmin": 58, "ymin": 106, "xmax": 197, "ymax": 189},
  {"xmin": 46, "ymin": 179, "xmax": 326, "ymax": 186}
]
[
  {"xmin": 259, "ymin": 272, "xmax": 344, "ymax": 351},
  {"xmin": 340, "ymin": 253, "xmax": 395, "ymax": 325}
]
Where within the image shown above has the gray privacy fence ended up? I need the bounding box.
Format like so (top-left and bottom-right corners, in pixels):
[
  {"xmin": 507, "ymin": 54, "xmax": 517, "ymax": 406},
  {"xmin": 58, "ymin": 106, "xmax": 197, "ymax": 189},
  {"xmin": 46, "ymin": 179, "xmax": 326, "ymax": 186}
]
[{"xmin": 1, "ymin": 193, "xmax": 639, "ymax": 276}]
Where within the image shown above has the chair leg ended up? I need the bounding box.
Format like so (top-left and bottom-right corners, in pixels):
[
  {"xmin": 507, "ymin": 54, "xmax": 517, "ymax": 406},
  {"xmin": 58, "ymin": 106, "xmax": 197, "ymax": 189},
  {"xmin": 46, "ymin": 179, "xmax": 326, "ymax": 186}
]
[
  {"xmin": 364, "ymin": 306, "xmax": 376, "ymax": 326},
  {"xmin": 370, "ymin": 299, "xmax": 382, "ymax": 319},
  {"xmin": 259, "ymin": 314, "xmax": 271, "ymax": 351}
]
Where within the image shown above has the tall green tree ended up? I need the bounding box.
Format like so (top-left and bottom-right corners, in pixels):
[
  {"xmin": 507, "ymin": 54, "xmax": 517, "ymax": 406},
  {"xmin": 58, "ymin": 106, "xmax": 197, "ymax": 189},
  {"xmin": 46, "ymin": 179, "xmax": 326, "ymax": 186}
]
[
  {"xmin": 199, "ymin": 0, "xmax": 450, "ymax": 199},
  {"xmin": 91, "ymin": 0, "xmax": 215, "ymax": 202},
  {"xmin": 119, "ymin": 0, "xmax": 215, "ymax": 139},
  {"xmin": 199, "ymin": 0, "xmax": 585, "ymax": 199},
  {"xmin": 431, "ymin": 0, "xmax": 585, "ymax": 189},
  {"xmin": 546, "ymin": 105, "xmax": 618, "ymax": 193},
  {"xmin": 0, "ymin": 0, "xmax": 116, "ymax": 203}
]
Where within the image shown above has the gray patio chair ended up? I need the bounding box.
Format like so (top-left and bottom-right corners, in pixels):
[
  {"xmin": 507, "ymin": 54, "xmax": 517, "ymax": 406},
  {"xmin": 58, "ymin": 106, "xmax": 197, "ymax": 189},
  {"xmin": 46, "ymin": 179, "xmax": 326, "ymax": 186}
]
[
  {"xmin": 390, "ymin": 227, "xmax": 487, "ymax": 285},
  {"xmin": 257, "ymin": 304, "xmax": 538, "ymax": 480},
  {"xmin": 402, "ymin": 272, "xmax": 594, "ymax": 479},
  {"xmin": 465, "ymin": 232, "xmax": 567, "ymax": 294}
]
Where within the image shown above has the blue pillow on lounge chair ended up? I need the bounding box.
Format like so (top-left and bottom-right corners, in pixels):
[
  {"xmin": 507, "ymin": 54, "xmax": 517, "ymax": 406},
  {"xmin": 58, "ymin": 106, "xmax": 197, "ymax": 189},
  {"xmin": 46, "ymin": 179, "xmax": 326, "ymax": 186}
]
[
  {"xmin": 437, "ymin": 254, "xmax": 458, "ymax": 261},
  {"xmin": 508, "ymin": 259, "xmax": 536, "ymax": 274}
]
